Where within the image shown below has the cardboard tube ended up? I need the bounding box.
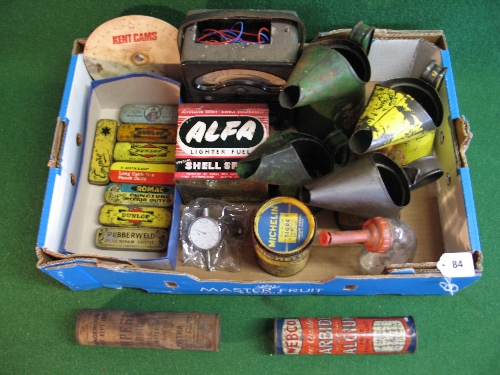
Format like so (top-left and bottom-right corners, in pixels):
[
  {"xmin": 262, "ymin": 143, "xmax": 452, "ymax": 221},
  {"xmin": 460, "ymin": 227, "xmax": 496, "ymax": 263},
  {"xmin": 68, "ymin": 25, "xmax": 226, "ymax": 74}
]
[{"xmin": 75, "ymin": 309, "xmax": 220, "ymax": 351}]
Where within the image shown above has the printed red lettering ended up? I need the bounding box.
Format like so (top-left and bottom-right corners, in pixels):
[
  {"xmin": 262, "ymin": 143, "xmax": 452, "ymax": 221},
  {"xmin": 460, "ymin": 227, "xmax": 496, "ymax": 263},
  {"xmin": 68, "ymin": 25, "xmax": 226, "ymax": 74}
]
[
  {"xmin": 112, "ymin": 34, "xmax": 132, "ymax": 44},
  {"xmin": 133, "ymin": 32, "xmax": 157, "ymax": 42}
]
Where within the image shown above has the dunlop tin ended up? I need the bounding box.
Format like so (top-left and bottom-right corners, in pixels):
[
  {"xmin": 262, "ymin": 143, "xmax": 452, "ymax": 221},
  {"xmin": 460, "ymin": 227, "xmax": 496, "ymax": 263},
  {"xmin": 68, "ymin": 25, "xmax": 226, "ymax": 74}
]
[
  {"xmin": 253, "ymin": 196, "xmax": 316, "ymax": 277},
  {"xmin": 99, "ymin": 204, "xmax": 172, "ymax": 228},
  {"xmin": 88, "ymin": 119, "xmax": 118, "ymax": 185},
  {"xmin": 76, "ymin": 309, "xmax": 220, "ymax": 351},
  {"xmin": 95, "ymin": 226, "xmax": 169, "ymax": 251},
  {"xmin": 109, "ymin": 162, "xmax": 175, "ymax": 185},
  {"xmin": 275, "ymin": 316, "xmax": 417, "ymax": 355},
  {"xmin": 119, "ymin": 104, "xmax": 178, "ymax": 124},
  {"xmin": 116, "ymin": 123, "xmax": 177, "ymax": 143},
  {"xmin": 104, "ymin": 183, "xmax": 174, "ymax": 207},
  {"xmin": 113, "ymin": 142, "xmax": 176, "ymax": 163}
]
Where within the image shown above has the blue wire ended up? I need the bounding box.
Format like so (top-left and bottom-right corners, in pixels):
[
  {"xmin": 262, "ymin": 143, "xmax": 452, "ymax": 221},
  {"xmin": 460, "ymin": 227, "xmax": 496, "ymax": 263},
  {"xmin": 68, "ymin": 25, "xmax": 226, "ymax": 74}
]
[
  {"xmin": 198, "ymin": 22, "xmax": 270, "ymax": 44},
  {"xmin": 229, "ymin": 22, "xmax": 244, "ymax": 43}
]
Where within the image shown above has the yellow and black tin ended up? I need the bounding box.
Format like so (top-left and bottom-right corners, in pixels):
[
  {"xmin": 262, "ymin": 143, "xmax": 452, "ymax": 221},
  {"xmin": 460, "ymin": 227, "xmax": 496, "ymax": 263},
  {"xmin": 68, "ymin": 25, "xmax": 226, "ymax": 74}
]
[
  {"xmin": 88, "ymin": 119, "xmax": 118, "ymax": 185},
  {"xmin": 253, "ymin": 196, "xmax": 316, "ymax": 277},
  {"xmin": 113, "ymin": 142, "xmax": 176, "ymax": 163},
  {"xmin": 99, "ymin": 204, "xmax": 172, "ymax": 228}
]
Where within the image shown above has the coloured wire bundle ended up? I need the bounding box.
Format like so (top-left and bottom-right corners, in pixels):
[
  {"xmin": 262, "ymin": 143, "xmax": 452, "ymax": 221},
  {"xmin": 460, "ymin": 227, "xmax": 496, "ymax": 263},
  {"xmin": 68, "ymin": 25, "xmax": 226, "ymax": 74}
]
[{"xmin": 197, "ymin": 22, "xmax": 270, "ymax": 44}]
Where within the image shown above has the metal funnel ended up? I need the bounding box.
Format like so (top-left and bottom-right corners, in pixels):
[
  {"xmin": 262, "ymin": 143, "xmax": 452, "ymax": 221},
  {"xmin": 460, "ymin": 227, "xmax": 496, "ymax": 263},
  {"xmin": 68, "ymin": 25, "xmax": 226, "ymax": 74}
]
[
  {"xmin": 236, "ymin": 132, "xmax": 334, "ymax": 188},
  {"xmin": 300, "ymin": 153, "xmax": 410, "ymax": 218}
]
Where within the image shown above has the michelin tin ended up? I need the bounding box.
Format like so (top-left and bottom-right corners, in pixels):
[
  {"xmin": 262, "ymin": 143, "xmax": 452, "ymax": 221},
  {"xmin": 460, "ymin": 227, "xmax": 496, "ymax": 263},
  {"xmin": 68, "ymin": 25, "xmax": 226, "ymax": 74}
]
[{"xmin": 253, "ymin": 196, "xmax": 316, "ymax": 277}]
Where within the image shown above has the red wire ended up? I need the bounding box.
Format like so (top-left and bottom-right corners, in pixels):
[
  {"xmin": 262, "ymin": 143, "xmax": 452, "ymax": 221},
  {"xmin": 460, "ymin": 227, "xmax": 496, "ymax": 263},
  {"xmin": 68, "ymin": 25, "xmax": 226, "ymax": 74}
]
[{"xmin": 196, "ymin": 26, "xmax": 270, "ymax": 44}]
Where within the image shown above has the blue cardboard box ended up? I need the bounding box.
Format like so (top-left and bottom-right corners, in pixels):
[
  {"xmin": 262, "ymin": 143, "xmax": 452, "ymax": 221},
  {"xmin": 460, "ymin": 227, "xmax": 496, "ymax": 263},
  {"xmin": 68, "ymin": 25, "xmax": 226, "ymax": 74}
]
[{"xmin": 36, "ymin": 28, "xmax": 481, "ymax": 295}]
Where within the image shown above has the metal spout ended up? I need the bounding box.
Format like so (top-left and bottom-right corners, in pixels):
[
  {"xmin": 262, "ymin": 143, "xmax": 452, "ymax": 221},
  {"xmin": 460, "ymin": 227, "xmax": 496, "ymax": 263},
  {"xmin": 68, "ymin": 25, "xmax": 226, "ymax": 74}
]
[
  {"xmin": 236, "ymin": 132, "xmax": 333, "ymax": 188},
  {"xmin": 349, "ymin": 78, "xmax": 444, "ymax": 155},
  {"xmin": 300, "ymin": 153, "xmax": 410, "ymax": 218},
  {"xmin": 348, "ymin": 20, "xmax": 375, "ymax": 55},
  {"xmin": 420, "ymin": 60, "xmax": 447, "ymax": 91}
]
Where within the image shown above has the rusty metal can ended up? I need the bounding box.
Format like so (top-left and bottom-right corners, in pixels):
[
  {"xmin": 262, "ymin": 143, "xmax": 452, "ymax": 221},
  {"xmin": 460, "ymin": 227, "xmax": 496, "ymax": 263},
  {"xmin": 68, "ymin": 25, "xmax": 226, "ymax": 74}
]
[
  {"xmin": 75, "ymin": 309, "xmax": 220, "ymax": 351},
  {"xmin": 253, "ymin": 197, "xmax": 316, "ymax": 277},
  {"xmin": 275, "ymin": 316, "xmax": 417, "ymax": 355}
]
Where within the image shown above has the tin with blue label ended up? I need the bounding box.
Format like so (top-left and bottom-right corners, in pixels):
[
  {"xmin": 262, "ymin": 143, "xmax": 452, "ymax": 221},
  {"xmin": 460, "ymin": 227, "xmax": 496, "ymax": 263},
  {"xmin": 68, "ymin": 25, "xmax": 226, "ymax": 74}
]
[{"xmin": 253, "ymin": 196, "xmax": 316, "ymax": 277}]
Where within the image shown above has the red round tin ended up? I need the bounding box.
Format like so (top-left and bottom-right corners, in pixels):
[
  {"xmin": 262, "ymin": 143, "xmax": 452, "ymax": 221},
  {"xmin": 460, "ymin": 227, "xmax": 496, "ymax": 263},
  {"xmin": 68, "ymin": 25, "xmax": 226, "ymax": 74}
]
[{"xmin": 275, "ymin": 316, "xmax": 417, "ymax": 355}]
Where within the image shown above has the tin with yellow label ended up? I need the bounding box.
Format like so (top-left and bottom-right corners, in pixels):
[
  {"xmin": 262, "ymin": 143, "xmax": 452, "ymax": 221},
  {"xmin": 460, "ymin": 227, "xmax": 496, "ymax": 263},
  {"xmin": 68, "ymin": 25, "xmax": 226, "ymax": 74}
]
[
  {"xmin": 113, "ymin": 142, "xmax": 176, "ymax": 163},
  {"xmin": 88, "ymin": 119, "xmax": 118, "ymax": 185},
  {"xmin": 116, "ymin": 123, "xmax": 177, "ymax": 143},
  {"xmin": 99, "ymin": 204, "xmax": 172, "ymax": 228},
  {"xmin": 253, "ymin": 197, "xmax": 316, "ymax": 277}
]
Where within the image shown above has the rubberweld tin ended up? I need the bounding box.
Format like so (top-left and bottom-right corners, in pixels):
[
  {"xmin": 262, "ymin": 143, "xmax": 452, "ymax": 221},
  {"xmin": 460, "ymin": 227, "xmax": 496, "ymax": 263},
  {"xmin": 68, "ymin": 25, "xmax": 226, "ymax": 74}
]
[
  {"xmin": 275, "ymin": 316, "xmax": 417, "ymax": 355},
  {"xmin": 253, "ymin": 197, "xmax": 316, "ymax": 277},
  {"xmin": 76, "ymin": 309, "xmax": 220, "ymax": 351}
]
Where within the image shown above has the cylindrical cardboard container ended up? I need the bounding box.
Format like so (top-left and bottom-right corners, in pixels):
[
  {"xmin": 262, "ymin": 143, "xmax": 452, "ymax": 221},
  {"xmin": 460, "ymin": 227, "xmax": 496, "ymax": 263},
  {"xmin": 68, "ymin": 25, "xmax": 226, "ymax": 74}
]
[
  {"xmin": 76, "ymin": 309, "xmax": 220, "ymax": 351},
  {"xmin": 253, "ymin": 196, "xmax": 316, "ymax": 277},
  {"xmin": 275, "ymin": 316, "xmax": 417, "ymax": 355}
]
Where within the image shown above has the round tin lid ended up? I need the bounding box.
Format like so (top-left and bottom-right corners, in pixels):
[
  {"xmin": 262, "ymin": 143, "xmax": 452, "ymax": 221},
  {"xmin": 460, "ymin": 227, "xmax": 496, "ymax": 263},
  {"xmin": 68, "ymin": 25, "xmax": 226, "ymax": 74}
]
[
  {"xmin": 254, "ymin": 196, "xmax": 316, "ymax": 255},
  {"xmin": 83, "ymin": 15, "xmax": 181, "ymax": 81}
]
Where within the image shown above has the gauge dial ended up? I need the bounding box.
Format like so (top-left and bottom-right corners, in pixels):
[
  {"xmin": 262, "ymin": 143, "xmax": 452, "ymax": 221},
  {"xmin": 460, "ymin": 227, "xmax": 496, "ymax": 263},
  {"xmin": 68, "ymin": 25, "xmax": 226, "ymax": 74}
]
[
  {"xmin": 188, "ymin": 216, "xmax": 222, "ymax": 251},
  {"xmin": 193, "ymin": 69, "xmax": 286, "ymax": 92}
]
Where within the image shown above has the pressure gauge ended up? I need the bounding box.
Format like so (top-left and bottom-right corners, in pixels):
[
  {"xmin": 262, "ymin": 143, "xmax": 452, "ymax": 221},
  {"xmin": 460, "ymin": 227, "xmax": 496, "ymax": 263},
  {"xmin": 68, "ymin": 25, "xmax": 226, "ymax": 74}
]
[
  {"xmin": 178, "ymin": 9, "xmax": 305, "ymax": 128},
  {"xmin": 188, "ymin": 216, "xmax": 222, "ymax": 251}
]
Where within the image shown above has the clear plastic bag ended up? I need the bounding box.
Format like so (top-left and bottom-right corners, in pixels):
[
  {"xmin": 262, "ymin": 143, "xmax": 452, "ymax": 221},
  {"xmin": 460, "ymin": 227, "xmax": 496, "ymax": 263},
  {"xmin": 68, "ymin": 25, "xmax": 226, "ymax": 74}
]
[{"xmin": 180, "ymin": 198, "xmax": 255, "ymax": 271}]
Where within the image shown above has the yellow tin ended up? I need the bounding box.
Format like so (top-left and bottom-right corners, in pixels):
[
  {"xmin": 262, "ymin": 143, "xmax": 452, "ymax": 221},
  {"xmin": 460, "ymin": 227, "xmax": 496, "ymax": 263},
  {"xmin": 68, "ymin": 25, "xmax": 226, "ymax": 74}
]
[
  {"xmin": 88, "ymin": 119, "xmax": 118, "ymax": 185},
  {"xmin": 116, "ymin": 123, "xmax": 177, "ymax": 143},
  {"xmin": 253, "ymin": 196, "xmax": 316, "ymax": 277},
  {"xmin": 99, "ymin": 204, "xmax": 172, "ymax": 228},
  {"xmin": 113, "ymin": 142, "xmax": 176, "ymax": 163}
]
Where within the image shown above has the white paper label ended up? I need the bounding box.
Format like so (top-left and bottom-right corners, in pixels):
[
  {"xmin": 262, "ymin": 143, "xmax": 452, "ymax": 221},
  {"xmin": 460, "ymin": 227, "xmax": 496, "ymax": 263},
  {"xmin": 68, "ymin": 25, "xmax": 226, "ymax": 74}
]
[{"xmin": 437, "ymin": 253, "xmax": 475, "ymax": 278}]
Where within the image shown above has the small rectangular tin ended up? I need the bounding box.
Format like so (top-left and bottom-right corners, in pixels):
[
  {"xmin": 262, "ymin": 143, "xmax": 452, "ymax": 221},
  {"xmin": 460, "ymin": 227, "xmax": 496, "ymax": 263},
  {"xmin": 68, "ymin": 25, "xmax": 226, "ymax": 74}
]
[
  {"xmin": 104, "ymin": 183, "xmax": 175, "ymax": 207},
  {"xmin": 95, "ymin": 226, "xmax": 170, "ymax": 251},
  {"xmin": 116, "ymin": 124, "xmax": 177, "ymax": 143},
  {"xmin": 88, "ymin": 119, "xmax": 118, "ymax": 185},
  {"xmin": 113, "ymin": 142, "xmax": 176, "ymax": 163},
  {"xmin": 109, "ymin": 162, "xmax": 175, "ymax": 185},
  {"xmin": 99, "ymin": 204, "xmax": 172, "ymax": 228},
  {"xmin": 119, "ymin": 104, "xmax": 178, "ymax": 124}
]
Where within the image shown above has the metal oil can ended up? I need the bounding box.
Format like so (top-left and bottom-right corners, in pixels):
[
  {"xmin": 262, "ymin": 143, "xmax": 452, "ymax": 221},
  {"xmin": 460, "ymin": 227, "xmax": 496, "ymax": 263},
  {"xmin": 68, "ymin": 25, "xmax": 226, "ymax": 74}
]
[{"xmin": 253, "ymin": 196, "xmax": 316, "ymax": 277}]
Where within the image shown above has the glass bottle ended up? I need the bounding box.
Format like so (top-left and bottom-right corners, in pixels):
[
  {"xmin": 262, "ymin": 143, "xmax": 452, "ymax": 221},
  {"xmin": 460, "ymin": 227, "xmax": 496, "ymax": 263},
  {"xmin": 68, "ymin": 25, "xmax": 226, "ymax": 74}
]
[{"xmin": 319, "ymin": 217, "xmax": 417, "ymax": 274}]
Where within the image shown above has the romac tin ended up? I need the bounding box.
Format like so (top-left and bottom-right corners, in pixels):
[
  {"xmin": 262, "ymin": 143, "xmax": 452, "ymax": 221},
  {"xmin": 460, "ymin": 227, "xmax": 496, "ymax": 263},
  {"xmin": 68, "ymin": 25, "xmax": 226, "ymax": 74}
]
[
  {"xmin": 275, "ymin": 316, "xmax": 417, "ymax": 355},
  {"xmin": 253, "ymin": 196, "xmax": 316, "ymax": 277}
]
